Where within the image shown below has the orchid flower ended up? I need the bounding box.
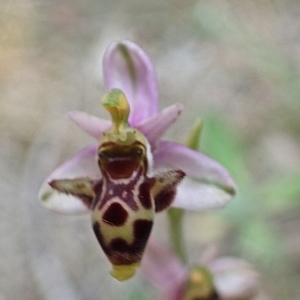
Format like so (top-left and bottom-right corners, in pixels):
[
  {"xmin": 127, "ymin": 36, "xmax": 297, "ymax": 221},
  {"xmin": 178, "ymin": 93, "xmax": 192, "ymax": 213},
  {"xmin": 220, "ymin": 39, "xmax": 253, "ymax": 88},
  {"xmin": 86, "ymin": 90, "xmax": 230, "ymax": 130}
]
[
  {"xmin": 141, "ymin": 240, "xmax": 263, "ymax": 300},
  {"xmin": 38, "ymin": 40, "xmax": 236, "ymax": 281}
]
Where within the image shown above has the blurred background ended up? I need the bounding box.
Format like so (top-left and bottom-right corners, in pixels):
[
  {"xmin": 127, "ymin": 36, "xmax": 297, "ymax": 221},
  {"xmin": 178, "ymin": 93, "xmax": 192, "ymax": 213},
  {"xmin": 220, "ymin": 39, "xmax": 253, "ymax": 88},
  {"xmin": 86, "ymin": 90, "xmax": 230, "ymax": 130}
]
[{"xmin": 1, "ymin": 0, "xmax": 299, "ymax": 299}]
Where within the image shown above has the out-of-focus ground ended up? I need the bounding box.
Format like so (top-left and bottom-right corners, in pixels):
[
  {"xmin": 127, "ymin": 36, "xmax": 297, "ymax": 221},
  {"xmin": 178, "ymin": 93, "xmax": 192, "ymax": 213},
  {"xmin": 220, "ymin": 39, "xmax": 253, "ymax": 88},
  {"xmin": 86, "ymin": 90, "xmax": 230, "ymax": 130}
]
[{"xmin": 1, "ymin": 0, "xmax": 299, "ymax": 299}]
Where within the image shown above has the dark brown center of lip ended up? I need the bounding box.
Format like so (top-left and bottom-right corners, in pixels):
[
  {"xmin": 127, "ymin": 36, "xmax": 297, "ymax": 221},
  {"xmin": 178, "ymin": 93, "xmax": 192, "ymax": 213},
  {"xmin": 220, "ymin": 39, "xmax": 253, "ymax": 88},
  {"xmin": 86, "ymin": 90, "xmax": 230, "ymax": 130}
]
[{"xmin": 98, "ymin": 144, "xmax": 145, "ymax": 179}]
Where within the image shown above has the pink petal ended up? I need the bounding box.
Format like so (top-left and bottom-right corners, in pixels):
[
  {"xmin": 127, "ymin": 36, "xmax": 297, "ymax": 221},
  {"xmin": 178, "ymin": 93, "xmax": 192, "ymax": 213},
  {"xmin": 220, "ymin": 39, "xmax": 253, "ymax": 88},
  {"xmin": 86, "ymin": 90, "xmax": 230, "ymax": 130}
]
[
  {"xmin": 68, "ymin": 111, "xmax": 112, "ymax": 140},
  {"xmin": 140, "ymin": 239, "xmax": 187, "ymax": 289},
  {"xmin": 103, "ymin": 40, "xmax": 159, "ymax": 125},
  {"xmin": 174, "ymin": 179, "xmax": 234, "ymax": 210},
  {"xmin": 209, "ymin": 257, "xmax": 260, "ymax": 299},
  {"xmin": 153, "ymin": 141, "xmax": 236, "ymax": 210},
  {"xmin": 39, "ymin": 145, "xmax": 101, "ymax": 214},
  {"xmin": 162, "ymin": 286, "xmax": 185, "ymax": 300},
  {"xmin": 136, "ymin": 103, "xmax": 183, "ymax": 149}
]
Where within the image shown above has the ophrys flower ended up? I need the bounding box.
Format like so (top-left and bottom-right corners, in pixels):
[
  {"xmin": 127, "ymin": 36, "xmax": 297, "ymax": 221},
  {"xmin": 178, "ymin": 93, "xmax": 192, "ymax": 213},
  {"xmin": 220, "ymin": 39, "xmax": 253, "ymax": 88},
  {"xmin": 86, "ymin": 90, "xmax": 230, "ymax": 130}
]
[
  {"xmin": 142, "ymin": 241, "xmax": 263, "ymax": 300},
  {"xmin": 39, "ymin": 40, "xmax": 236, "ymax": 281}
]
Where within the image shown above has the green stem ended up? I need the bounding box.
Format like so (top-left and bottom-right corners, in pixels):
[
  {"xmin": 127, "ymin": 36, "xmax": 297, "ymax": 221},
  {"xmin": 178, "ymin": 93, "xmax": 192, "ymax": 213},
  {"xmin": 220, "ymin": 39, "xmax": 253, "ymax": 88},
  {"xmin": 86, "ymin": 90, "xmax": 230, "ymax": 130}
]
[
  {"xmin": 167, "ymin": 118, "xmax": 202, "ymax": 264},
  {"xmin": 167, "ymin": 207, "xmax": 187, "ymax": 263}
]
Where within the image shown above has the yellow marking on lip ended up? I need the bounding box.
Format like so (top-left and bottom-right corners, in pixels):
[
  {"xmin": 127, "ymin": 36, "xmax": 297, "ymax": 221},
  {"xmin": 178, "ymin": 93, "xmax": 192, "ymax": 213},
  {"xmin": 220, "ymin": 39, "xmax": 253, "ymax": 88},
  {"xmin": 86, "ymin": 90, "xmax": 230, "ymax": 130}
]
[{"xmin": 92, "ymin": 196, "xmax": 154, "ymax": 245}]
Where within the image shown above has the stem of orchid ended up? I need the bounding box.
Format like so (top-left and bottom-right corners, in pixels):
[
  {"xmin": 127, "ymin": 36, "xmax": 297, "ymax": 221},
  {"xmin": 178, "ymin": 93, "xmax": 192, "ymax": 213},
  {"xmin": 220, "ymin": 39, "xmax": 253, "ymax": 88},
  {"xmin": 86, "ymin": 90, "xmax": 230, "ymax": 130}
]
[
  {"xmin": 167, "ymin": 118, "xmax": 202, "ymax": 264},
  {"xmin": 168, "ymin": 208, "xmax": 187, "ymax": 263}
]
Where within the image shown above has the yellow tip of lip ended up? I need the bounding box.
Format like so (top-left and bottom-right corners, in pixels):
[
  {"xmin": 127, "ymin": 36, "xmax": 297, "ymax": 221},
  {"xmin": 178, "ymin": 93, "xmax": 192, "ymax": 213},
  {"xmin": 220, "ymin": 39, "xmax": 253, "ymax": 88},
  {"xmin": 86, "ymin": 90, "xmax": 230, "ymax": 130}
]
[{"xmin": 110, "ymin": 263, "xmax": 140, "ymax": 281}]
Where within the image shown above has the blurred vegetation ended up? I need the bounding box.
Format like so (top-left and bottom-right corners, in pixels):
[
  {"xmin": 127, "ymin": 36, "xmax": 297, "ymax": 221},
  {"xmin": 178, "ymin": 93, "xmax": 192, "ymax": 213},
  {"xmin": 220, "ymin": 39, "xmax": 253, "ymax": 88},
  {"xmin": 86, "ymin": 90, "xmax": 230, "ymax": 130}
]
[
  {"xmin": 195, "ymin": 6, "xmax": 300, "ymax": 297},
  {"xmin": 1, "ymin": 0, "xmax": 299, "ymax": 299}
]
